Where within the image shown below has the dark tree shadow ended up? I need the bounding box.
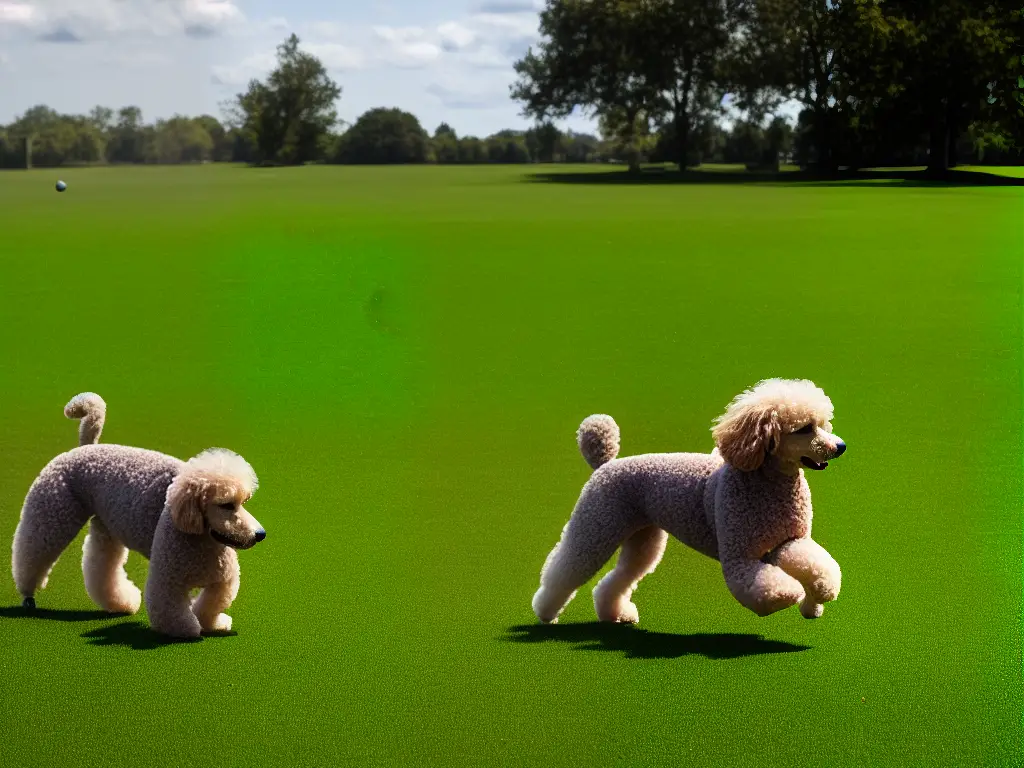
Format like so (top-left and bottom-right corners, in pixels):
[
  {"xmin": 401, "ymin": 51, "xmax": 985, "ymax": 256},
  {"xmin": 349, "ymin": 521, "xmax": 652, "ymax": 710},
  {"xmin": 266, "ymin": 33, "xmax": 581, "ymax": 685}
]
[
  {"xmin": 524, "ymin": 167, "xmax": 1024, "ymax": 188},
  {"xmin": 0, "ymin": 605, "xmax": 123, "ymax": 622},
  {"xmin": 80, "ymin": 621, "xmax": 236, "ymax": 650},
  {"xmin": 505, "ymin": 622, "xmax": 810, "ymax": 660}
]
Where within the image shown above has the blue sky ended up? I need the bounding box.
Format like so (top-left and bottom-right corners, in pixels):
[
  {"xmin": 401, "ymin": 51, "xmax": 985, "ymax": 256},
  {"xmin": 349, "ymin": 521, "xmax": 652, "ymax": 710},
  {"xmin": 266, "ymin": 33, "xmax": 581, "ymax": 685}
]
[
  {"xmin": 0, "ymin": 1, "xmax": 798, "ymax": 136},
  {"xmin": 0, "ymin": 0, "xmax": 604, "ymax": 137}
]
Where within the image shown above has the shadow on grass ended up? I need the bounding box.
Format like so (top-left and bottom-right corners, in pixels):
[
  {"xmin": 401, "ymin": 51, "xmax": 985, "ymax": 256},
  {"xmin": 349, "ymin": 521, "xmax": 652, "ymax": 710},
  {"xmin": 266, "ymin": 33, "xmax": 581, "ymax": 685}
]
[
  {"xmin": 0, "ymin": 605, "xmax": 120, "ymax": 622},
  {"xmin": 80, "ymin": 621, "xmax": 236, "ymax": 650},
  {"xmin": 506, "ymin": 622, "xmax": 810, "ymax": 660},
  {"xmin": 0, "ymin": 605, "xmax": 236, "ymax": 649},
  {"xmin": 524, "ymin": 167, "xmax": 1024, "ymax": 189}
]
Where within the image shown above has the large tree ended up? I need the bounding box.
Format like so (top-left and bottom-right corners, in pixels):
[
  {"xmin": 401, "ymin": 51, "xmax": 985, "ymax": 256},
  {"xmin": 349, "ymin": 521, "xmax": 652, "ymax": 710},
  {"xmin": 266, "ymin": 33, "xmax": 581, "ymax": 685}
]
[
  {"xmin": 885, "ymin": 1, "xmax": 1023, "ymax": 174},
  {"xmin": 726, "ymin": 0, "xmax": 899, "ymax": 172},
  {"xmin": 511, "ymin": 0, "xmax": 662, "ymax": 171},
  {"xmin": 642, "ymin": 0, "xmax": 743, "ymax": 168},
  {"xmin": 512, "ymin": 0, "xmax": 740, "ymax": 171},
  {"xmin": 334, "ymin": 108, "xmax": 430, "ymax": 164},
  {"xmin": 227, "ymin": 34, "xmax": 341, "ymax": 165},
  {"xmin": 730, "ymin": 0, "xmax": 1022, "ymax": 173}
]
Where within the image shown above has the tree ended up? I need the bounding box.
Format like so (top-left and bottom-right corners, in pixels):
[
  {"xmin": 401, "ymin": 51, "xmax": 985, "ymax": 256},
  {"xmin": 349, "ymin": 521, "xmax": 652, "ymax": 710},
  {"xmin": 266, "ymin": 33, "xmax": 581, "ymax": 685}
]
[
  {"xmin": 525, "ymin": 122, "xmax": 563, "ymax": 162},
  {"xmin": 432, "ymin": 123, "xmax": 460, "ymax": 163},
  {"xmin": 512, "ymin": 0, "xmax": 740, "ymax": 171},
  {"xmin": 334, "ymin": 108, "xmax": 430, "ymax": 164},
  {"xmin": 108, "ymin": 106, "xmax": 147, "ymax": 163},
  {"xmin": 882, "ymin": 1, "xmax": 1023, "ymax": 174},
  {"xmin": 727, "ymin": 0, "xmax": 898, "ymax": 172},
  {"xmin": 562, "ymin": 130, "xmax": 600, "ymax": 162},
  {"xmin": 598, "ymin": 106, "xmax": 658, "ymax": 168},
  {"xmin": 88, "ymin": 106, "xmax": 115, "ymax": 134},
  {"xmin": 227, "ymin": 34, "xmax": 341, "ymax": 165},
  {"xmin": 485, "ymin": 133, "xmax": 531, "ymax": 163},
  {"xmin": 150, "ymin": 117, "xmax": 215, "ymax": 163},
  {"xmin": 457, "ymin": 136, "xmax": 488, "ymax": 163},
  {"xmin": 194, "ymin": 115, "xmax": 231, "ymax": 161},
  {"xmin": 512, "ymin": 0, "xmax": 662, "ymax": 172},
  {"xmin": 641, "ymin": 0, "xmax": 742, "ymax": 168}
]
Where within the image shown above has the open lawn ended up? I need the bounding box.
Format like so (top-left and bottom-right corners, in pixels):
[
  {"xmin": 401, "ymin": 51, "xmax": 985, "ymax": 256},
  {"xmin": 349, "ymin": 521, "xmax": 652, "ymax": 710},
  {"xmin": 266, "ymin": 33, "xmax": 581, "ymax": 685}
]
[{"xmin": 0, "ymin": 164, "xmax": 1021, "ymax": 767}]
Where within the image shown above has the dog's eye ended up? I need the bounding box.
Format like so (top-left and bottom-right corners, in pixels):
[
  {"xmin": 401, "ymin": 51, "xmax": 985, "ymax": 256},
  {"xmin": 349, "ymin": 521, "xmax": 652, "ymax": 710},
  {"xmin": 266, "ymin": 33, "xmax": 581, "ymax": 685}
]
[
  {"xmin": 217, "ymin": 502, "xmax": 235, "ymax": 511},
  {"xmin": 793, "ymin": 424, "xmax": 815, "ymax": 435}
]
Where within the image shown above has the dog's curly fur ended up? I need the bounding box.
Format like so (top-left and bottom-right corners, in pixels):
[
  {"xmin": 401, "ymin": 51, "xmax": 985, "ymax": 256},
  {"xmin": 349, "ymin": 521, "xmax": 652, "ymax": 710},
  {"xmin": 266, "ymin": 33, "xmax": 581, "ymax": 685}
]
[
  {"xmin": 11, "ymin": 393, "xmax": 266, "ymax": 638},
  {"xmin": 533, "ymin": 378, "xmax": 846, "ymax": 624}
]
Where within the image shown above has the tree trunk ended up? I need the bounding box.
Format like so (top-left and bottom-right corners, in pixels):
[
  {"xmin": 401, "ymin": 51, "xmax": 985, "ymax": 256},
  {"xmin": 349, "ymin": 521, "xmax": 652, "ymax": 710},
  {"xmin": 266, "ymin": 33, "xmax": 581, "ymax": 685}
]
[
  {"xmin": 675, "ymin": 107, "xmax": 689, "ymax": 170},
  {"xmin": 814, "ymin": 108, "xmax": 835, "ymax": 175},
  {"xmin": 927, "ymin": 105, "xmax": 951, "ymax": 177}
]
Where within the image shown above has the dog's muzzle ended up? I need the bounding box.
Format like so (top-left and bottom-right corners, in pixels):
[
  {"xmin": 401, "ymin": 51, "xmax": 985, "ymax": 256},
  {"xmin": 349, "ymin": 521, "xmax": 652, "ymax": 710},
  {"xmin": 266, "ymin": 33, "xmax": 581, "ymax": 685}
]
[
  {"xmin": 801, "ymin": 440, "xmax": 847, "ymax": 471},
  {"xmin": 211, "ymin": 528, "xmax": 266, "ymax": 549}
]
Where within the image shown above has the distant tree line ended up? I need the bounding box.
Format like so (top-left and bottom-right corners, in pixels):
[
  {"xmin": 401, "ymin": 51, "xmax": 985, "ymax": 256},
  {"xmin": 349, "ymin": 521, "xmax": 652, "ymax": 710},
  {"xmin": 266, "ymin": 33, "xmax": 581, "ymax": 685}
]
[
  {"xmin": 0, "ymin": 99, "xmax": 812, "ymax": 169},
  {"xmin": 3, "ymin": 16, "xmax": 1021, "ymax": 173}
]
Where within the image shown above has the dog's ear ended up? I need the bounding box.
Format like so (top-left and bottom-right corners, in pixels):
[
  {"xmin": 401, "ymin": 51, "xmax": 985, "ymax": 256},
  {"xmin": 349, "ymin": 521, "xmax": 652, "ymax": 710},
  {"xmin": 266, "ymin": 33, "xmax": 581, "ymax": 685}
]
[
  {"xmin": 166, "ymin": 471, "xmax": 207, "ymax": 535},
  {"xmin": 713, "ymin": 402, "xmax": 782, "ymax": 472}
]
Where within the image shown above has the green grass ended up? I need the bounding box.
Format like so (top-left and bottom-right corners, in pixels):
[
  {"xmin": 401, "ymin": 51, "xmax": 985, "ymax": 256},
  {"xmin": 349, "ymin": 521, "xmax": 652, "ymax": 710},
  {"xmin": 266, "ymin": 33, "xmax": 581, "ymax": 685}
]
[{"xmin": 0, "ymin": 164, "xmax": 1021, "ymax": 767}]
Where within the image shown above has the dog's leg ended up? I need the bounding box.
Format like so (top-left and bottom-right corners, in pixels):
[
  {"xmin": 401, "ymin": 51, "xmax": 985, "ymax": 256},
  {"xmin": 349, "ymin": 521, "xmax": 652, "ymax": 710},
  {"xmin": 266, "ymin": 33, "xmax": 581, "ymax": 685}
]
[
  {"xmin": 592, "ymin": 526, "xmax": 668, "ymax": 624},
  {"xmin": 721, "ymin": 557, "xmax": 806, "ymax": 617},
  {"xmin": 12, "ymin": 488, "xmax": 89, "ymax": 609},
  {"xmin": 145, "ymin": 577, "xmax": 202, "ymax": 639},
  {"xmin": 192, "ymin": 572, "xmax": 240, "ymax": 634},
  {"xmin": 82, "ymin": 518, "xmax": 142, "ymax": 614},
  {"xmin": 765, "ymin": 538, "xmax": 841, "ymax": 619},
  {"xmin": 533, "ymin": 500, "xmax": 633, "ymax": 624}
]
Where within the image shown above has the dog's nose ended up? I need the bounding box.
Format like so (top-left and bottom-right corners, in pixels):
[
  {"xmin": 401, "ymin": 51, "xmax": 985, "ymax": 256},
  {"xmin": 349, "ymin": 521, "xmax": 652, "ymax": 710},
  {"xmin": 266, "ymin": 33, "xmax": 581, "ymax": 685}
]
[
  {"xmin": 254, "ymin": 529, "xmax": 266, "ymax": 543},
  {"xmin": 834, "ymin": 441, "xmax": 847, "ymax": 457}
]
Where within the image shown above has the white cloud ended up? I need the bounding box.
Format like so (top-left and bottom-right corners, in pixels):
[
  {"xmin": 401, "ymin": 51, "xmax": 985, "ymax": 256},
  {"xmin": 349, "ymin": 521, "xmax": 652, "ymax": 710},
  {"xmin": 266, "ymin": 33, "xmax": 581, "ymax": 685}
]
[
  {"xmin": 210, "ymin": 51, "xmax": 277, "ymax": 87},
  {"xmin": 474, "ymin": 1, "xmax": 542, "ymax": 12},
  {"xmin": 469, "ymin": 11, "xmax": 538, "ymax": 40},
  {"xmin": 0, "ymin": 1, "xmax": 599, "ymax": 139},
  {"xmin": 182, "ymin": 0, "xmax": 243, "ymax": 37},
  {"xmin": 0, "ymin": 2, "xmax": 34, "ymax": 24},
  {"xmin": 372, "ymin": 26, "xmax": 442, "ymax": 67},
  {"xmin": 306, "ymin": 42, "xmax": 364, "ymax": 71},
  {"xmin": 426, "ymin": 81, "xmax": 507, "ymax": 111},
  {"xmin": 0, "ymin": 0, "xmax": 245, "ymax": 42}
]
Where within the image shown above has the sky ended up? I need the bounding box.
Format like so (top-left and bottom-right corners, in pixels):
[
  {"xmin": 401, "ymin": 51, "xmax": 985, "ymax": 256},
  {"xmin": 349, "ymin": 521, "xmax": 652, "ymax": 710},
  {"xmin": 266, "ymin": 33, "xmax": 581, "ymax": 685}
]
[
  {"xmin": 0, "ymin": 0, "xmax": 605, "ymax": 137},
  {"xmin": 0, "ymin": 0, "xmax": 798, "ymax": 137}
]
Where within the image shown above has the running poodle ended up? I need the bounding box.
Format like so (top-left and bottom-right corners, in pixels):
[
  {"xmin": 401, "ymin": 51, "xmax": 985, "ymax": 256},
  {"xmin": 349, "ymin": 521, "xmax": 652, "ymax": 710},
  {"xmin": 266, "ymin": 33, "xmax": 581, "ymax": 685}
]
[
  {"xmin": 11, "ymin": 393, "xmax": 266, "ymax": 638},
  {"xmin": 533, "ymin": 378, "xmax": 846, "ymax": 624}
]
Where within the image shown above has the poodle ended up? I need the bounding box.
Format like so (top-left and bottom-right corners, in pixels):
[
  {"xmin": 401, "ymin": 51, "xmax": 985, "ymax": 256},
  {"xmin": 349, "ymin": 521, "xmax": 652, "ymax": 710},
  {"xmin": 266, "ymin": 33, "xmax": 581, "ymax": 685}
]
[
  {"xmin": 532, "ymin": 378, "xmax": 846, "ymax": 625},
  {"xmin": 10, "ymin": 392, "xmax": 266, "ymax": 638}
]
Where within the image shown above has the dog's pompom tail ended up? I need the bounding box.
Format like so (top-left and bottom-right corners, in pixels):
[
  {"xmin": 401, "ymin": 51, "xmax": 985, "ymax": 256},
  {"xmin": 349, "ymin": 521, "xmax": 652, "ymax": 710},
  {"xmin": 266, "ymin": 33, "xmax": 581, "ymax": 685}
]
[
  {"xmin": 64, "ymin": 392, "xmax": 106, "ymax": 446},
  {"xmin": 577, "ymin": 414, "xmax": 620, "ymax": 470}
]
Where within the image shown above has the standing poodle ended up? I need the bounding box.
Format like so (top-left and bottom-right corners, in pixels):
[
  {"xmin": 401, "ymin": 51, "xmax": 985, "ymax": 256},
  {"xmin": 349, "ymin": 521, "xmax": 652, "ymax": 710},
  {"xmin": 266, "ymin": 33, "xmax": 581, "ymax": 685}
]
[
  {"xmin": 533, "ymin": 378, "xmax": 846, "ymax": 625},
  {"xmin": 11, "ymin": 393, "xmax": 266, "ymax": 638}
]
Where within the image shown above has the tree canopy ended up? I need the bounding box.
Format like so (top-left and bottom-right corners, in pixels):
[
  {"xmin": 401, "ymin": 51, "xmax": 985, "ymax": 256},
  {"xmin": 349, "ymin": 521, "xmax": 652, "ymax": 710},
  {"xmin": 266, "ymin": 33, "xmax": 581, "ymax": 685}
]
[
  {"xmin": 227, "ymin": 34, "xmax": 342, "ymax": 166},
  {"xmin": 513, "ymin": 0, "xmax": 1024, "ymax": 174},
  {"xmin": 335, "ymin": 108, "xmax": 431, "ymax": 164}
]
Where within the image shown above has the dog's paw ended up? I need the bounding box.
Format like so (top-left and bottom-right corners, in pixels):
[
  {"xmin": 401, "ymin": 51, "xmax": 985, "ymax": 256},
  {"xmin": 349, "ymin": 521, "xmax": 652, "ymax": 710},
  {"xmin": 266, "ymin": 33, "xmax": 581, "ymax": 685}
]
[
  {"xmin": 106, "ymin": 584, "xmax": 142, "ymax": 615},
  {"xmin": 799, "ymin": 599, "xmax": 825, "ymax": 619},
  {"xmin": 204, "ymin": 613, "xmax": 233, "ymax": 633},
  {"xmin": 596, "ymin": 600, "xmax": 640, "ymax": 624}
]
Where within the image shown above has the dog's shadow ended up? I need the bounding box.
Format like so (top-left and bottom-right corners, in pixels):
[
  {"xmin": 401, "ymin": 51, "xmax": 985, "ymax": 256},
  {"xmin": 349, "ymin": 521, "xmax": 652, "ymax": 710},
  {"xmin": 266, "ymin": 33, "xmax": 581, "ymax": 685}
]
[
  {"xmin": 1, "ymin": 605, "xmax": 236, "ymax": 650},
  {"xmin": 80, "ymin": 621, "xmax": 237, "ymax": 650},
  {"xmin": 0, "ymin": 605, "xmax": 115, "ymax": 622},
  {"xmin": 505, "ymin": 622, "xmax": 811, "ymax": 660}
]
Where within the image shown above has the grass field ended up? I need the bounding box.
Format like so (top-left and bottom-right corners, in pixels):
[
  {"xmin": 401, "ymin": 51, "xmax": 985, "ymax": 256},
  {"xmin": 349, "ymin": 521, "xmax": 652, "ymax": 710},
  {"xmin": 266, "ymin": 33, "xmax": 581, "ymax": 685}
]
[{"xmin": 0, "ymin": 164, "xmax": 1021, "ymax": 767}]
